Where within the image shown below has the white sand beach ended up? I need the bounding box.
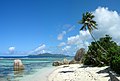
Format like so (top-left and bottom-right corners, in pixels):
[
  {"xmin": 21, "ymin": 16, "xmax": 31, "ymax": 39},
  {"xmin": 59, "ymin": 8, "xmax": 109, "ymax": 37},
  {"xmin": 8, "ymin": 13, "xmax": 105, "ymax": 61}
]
[
  {"xmin": 16, "ymin": 64, "xmax": 110, "ymax": 81},
  {"xmin": 48, "ymin": 64, "xmax": 110, "ymax": 81}
]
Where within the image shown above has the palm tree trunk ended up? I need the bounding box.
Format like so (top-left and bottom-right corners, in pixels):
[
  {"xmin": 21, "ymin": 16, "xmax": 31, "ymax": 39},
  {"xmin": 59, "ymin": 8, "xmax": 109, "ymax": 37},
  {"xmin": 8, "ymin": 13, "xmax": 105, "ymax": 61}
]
[{"xmin": 89, "ymin": 31, "xmax": 108, "ymax": 54}]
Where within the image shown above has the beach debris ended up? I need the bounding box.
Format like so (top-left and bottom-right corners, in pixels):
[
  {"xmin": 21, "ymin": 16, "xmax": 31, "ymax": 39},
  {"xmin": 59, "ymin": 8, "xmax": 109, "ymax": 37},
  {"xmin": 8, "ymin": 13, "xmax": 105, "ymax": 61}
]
[{"xmin": 14, "ymin": 59, "xmax": 24, "ymax": 71}]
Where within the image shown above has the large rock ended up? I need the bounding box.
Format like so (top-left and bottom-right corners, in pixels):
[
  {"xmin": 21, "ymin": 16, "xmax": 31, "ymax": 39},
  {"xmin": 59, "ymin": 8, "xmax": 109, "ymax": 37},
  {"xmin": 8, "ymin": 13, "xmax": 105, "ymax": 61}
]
[
  {"xmin": 14, "ymin": 59, "xmax": 24, "ymax": 71},
  {"xmin": 74, "ymin": 48, "xmax": 85, "ymax": 61}
]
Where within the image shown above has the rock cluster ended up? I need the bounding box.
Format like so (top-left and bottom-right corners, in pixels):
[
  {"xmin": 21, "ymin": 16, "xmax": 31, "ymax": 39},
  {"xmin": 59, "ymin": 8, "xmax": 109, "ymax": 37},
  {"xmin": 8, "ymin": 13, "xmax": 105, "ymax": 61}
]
[
  {"xmin": 52, "ymin": 58, "xmax": 69, "ymax": 66},
  {"xmin": 52, "ymin": 61, "xmax": 63, "ymax": 66},
  {"xmin": 52, "ymin": 48, "xmax": 85, "ymax": 66}
]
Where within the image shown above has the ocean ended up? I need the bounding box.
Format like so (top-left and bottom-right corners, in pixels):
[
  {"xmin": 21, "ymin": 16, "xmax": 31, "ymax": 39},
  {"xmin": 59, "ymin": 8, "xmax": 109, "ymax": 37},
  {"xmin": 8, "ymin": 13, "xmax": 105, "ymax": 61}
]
[{"xmin": 0, "ymin": 56, "xmax": 72, "ymax": 81}]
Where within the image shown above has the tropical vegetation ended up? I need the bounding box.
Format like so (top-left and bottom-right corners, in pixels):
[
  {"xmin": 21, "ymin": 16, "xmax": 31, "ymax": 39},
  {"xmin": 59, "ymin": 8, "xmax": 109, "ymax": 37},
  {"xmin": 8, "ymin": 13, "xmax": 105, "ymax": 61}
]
[
  {"xmin": 79, "ymin": 12, "xmax": 120, "ymax": 74},
  {"xmin": 78, "ymin": 12, "xmax": 108, "ymax": 55},
  {"xmin": 83, "ymin": 35, "xmax": 118, "ymax": 66}
]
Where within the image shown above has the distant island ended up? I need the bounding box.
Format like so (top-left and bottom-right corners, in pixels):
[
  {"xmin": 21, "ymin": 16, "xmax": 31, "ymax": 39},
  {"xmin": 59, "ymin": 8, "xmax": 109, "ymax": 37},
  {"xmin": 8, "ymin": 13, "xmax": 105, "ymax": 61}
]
[
  {"xmin": 28, "ymin": 53, "xmax": 70, "ymax": 58},
  {"xmin": 0, "ymin": 53, "xmax": 70, "ymax": 58}
]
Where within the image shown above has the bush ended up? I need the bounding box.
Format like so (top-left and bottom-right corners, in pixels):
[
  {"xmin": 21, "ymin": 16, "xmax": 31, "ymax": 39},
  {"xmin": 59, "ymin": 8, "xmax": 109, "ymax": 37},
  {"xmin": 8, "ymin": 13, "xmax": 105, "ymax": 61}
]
[
  {"xmin": 83, "ymin": 35, "xmax": 118, "ymax": 67},
  {"xmin": 83, "ymin": 54, "xmax": 93, "ymax": 65},
  {"xmin": 110, "ymin": 54, "xmax": 120, "ymax": 74}
]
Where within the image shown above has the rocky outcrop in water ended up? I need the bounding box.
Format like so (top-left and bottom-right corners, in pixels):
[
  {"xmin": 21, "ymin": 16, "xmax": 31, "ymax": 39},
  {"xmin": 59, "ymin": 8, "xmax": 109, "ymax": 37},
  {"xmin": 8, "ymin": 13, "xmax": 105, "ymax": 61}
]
[{"xmin": 14, "ymin": 59, "xmax": 24, "ymax": 71}]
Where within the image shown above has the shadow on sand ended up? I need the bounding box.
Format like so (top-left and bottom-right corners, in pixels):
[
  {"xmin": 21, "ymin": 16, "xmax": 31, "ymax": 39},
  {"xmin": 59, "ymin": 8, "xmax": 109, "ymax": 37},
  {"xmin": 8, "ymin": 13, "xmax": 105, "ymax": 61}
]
[
  {"xmin": 96, "ymin": 67, "xmax": 110, "ymax": 77},
  {"xmin": 59, "ymin": 71, "xmax": 74, "ymax": 73}
]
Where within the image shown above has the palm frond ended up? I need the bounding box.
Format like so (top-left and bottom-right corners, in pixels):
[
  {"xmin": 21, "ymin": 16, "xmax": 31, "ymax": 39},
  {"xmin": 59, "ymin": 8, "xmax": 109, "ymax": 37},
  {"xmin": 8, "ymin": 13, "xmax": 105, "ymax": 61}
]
[
  {"xmin": 79, "ymin": 12, "xmax": 97, "ymax": 32},
  {"xmin": 91, "ymin": 23, "xmax": 98, "ymax": 29},
  {"xmin": 90, "ymin": 20, "xmax": 96, "ymax": 24},
  {"xmin": 90, "ymin": 21, "xmax": 97, "ymax": 29},
  {"xmin": 89, "ymin": 12, "xmax": 95, "ymax": 18},
  {"xmin": 87, "ymin": 25, "xmax": 93, "ymax": 32},
  {"xmin": 80, "ymin": 24, "xmax": 87, "ymax": 30}
]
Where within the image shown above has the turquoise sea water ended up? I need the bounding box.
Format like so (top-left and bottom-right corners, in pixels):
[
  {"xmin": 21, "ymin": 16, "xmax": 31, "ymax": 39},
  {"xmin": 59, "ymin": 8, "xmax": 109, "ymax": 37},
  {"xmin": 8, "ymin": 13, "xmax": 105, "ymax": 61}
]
[{"xmin": 0, "ymin": 57, "xmax": 72, "ymax": 81}]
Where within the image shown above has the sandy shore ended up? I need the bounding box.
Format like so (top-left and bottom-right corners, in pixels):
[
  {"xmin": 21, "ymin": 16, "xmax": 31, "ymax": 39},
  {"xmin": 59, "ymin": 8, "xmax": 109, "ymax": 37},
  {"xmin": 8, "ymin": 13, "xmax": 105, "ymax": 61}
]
[
  {"xmin": 48, "ymin": 64, "xmax": 110, "ymax": 81},
  {"xmin": 18, "ymin": 66, "xmax": 56, "ymax": 81}
]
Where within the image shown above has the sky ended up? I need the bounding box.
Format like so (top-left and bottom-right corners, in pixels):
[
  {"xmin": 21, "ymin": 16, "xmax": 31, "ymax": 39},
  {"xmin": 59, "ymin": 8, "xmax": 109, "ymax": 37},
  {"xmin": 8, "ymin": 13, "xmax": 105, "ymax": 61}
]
[{"xmin": 0, "ymin": 0, "xmax": 120, "ymax": 56}]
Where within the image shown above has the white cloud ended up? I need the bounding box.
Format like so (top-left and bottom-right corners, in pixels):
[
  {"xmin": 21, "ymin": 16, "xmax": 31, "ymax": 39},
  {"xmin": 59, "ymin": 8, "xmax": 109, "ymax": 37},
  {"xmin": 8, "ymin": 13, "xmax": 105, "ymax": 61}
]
[
  {"xmin": 63, "ymin": 24, "xmax": 75, "ymax": 32},
  {"xmin": 40, "ymin": 50, "xmax": 46, "ymax": 54},
  {"xmin": 80, "ymin": 30, "xmax": 90, "ymax": 36},
  {"xmin": 93, "ymin": 7, "xmax": 120, "ymax": 43},
  {"xmin": 58, "ymin": 42, "xmax": 66, "ymax": 47},
  {"xmin": 62, "ymin": 46, "xmax": 71, "ymax": 51},
  {"xmin": 57, "ymin": 24, "xmax": 75, "ymax": 41},
  {"xmin": 67, "ymin": 30, "xmax": 90, "ymax": 46},
  {"xmin": 84, "ymin": 41, "xmax": 90, "ymax": 47},
  {"xmin": 9, "ymin": 47, "xmax": 15, "ymax": 54},
  {"xmin": 68, "ymin": 26, "xmax": 75, "ymax": 32},
  {"xmin": 58, "ymin": 30, "xmax": 90, "ymax": 55},
  {"xmin": 5, "ymin": 7, "xmax": 120, "ymax": 56},
  {"xmin": 57, "ymin": 31, "xmax": 66, "ymax": 40},
  {"xmin": 67, "ymin": 7, "xmax": 120, "ymax": 50},
  {"xmin": 29, "ymin": 44, "xmax": 47, "ymax": 54},
  {"xmin": 64, "ymin": 24, "xmax": 75, "ymax": 32},
  {"xmin": 62, "ymin": 7, "xmax": 120, "ymax": 55},
  {"xmin": 34, "ymin": 44, "xmax": 46, "ymax": 52},
  {"xmin": 67, "ymin": 35, "xmax": 80, "ymax": 45}
]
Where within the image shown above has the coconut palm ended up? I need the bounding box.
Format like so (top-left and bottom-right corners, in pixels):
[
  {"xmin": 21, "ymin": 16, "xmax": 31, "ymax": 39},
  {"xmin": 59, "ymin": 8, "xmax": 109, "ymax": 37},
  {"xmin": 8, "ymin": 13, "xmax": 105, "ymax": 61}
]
[{"xmin": 78, "ymin": 12, "xmax": 108, "ymax": 54}]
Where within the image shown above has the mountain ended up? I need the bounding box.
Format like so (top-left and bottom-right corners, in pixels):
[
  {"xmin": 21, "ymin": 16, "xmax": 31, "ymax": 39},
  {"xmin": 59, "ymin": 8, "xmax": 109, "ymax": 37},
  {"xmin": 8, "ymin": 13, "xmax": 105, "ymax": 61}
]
[{"xmin": 28, "ymin": 53, "xmax": 70, "ymax": 58}]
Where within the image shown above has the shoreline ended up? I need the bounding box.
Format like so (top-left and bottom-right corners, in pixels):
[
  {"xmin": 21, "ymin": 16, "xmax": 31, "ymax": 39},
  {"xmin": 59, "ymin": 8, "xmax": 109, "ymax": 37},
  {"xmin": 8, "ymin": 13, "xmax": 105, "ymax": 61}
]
[
  {"xmin": 14, "ymin": 64, "xmax": 110, "ymax": 81},
  {"xmin": 18, "ymin": 66, "xmax": 57, "ymax": 81},
  {"xmin": 48, "ymin": 64, "xmax": 110, "ymax": 81}
]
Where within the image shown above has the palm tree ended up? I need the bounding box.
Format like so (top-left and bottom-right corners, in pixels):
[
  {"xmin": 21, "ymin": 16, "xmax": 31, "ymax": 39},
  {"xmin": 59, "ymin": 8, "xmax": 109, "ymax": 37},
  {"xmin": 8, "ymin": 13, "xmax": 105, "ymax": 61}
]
[{"xmin": 78, "ymin": 12, "xmax": 108, "ymax": 54}]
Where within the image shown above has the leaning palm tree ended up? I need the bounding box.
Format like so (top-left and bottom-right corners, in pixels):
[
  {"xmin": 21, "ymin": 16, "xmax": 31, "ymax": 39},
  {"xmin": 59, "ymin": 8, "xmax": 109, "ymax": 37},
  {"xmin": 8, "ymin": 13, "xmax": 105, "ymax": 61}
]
[{"xmin": 78, "ymin": 12, "xmax": 108, "ymax": 54}]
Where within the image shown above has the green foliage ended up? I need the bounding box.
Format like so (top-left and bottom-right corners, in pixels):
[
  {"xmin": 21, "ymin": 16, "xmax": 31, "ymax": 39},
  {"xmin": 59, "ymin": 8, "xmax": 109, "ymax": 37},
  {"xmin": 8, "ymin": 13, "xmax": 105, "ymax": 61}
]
[
  {"xmin": 79, "ymin": 12, "xmax": 97, "ymax": 32},
  {"xmin": 83, "ymin": 35, "xmax": 119, "ymax": 67},
  {"xmin": 110, "ymin": 47, "xmax": 120, "ymax": 74},
  {"xmin": 79, "ymin": 12, "xmax": 120, "ymax": 74}
]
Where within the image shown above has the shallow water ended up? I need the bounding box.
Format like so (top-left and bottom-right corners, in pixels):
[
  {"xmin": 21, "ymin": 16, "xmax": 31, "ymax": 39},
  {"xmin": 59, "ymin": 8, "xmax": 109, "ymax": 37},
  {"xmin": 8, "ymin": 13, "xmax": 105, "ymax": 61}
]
[{"xmin": 0, "ymin": 57, "xmax": 72, "ymax": 81}]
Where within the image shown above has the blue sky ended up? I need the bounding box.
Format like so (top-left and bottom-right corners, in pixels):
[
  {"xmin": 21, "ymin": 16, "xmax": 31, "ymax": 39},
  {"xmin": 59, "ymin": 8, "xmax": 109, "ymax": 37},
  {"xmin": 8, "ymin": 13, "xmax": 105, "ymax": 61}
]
[{"xmin": 0, "ymin": 0, "xmax": 120, "ymax": 56}]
